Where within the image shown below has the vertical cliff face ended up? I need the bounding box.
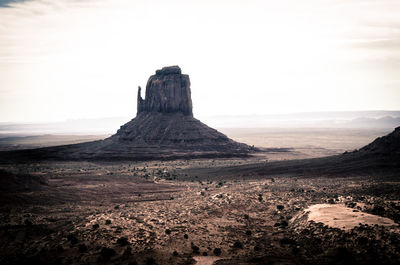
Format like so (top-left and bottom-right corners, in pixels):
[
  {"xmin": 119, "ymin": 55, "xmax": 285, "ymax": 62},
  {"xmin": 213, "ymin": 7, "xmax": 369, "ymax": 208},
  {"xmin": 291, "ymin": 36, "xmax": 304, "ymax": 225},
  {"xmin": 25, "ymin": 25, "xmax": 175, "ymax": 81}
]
[{"xmin": 137, "ymin": 66, "xmax": 193, "ymax": 116}]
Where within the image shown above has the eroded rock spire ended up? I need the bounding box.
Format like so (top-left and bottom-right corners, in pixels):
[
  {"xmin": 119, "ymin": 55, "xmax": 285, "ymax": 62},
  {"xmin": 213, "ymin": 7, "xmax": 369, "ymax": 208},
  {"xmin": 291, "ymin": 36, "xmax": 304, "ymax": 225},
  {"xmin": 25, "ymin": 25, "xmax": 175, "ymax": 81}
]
[{"xmin": 137, "ymin": 86, "xmax": 144, "ymax": 113}]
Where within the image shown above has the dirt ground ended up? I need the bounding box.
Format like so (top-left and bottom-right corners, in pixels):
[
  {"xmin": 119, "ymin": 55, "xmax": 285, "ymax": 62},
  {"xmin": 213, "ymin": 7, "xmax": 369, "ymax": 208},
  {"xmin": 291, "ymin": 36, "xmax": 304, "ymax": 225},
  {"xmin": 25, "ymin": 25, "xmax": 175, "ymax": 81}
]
[
  {"xmin": 0, "ymin": 157, "xmax": 399, "ymax": 265},
  {"xmin": 0, "ymin": 126, "xmax": 398, "ymax": 265}
]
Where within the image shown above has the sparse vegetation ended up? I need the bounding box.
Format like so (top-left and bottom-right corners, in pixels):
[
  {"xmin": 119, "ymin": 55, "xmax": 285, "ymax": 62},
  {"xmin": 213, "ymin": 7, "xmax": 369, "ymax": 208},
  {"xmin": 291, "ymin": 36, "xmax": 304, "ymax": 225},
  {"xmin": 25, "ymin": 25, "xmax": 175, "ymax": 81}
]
[
  {"xmin": 117, "ymin": 236, "xmax": 129, "ymax": 246},
  {"xmin": 213, "ymin": 248, "xmax": 222, "ymax": 256},
  {"xmin": 0, "ymin": 151, "xmax": 399, "ymax": 265},
  {"xmin": 191, "ymin": 242, "xmax": 200, "ymax": 254},
  {"xmin": 100, "ymin": 247, "xmax": 116, "ymax": 261},
  {"xmin": 233, "ymin": 240, "xmax": 243, "ymax": 249},
  {"xmin": 78, "ymin": 244, "xmax": 87, "ymax": 253},
  {"xmin": 145, "ymin": 257, "xmax": 156, "ymax": 265}
]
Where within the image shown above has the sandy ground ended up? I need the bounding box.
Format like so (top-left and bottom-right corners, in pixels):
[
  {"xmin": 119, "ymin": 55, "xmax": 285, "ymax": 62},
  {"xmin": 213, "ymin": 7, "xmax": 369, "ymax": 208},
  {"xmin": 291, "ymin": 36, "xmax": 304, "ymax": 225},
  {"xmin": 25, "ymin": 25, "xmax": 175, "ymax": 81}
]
[
  {"xmin": 193, "ymin": 256, "xmax": 221, "ymax": 265},
  {"xmin": 220, "ymin": 128, "xmax": 391, "ymax": 157},
  {"xmin": 305, "ymin": 204, "xmax": 398, "ymax": 230}
]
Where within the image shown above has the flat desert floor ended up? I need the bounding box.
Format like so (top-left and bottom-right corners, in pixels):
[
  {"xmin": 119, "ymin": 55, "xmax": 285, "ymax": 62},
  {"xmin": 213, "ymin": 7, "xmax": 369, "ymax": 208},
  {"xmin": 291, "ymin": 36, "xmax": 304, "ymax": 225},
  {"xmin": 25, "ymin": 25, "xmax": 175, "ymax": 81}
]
[
  {"xmin": 219, "ymin": 127, "xmax": 392, "ymax": 158},
  {"xmin": 0, "ymin": 128, "xmax": 399, "ymax": 265}
]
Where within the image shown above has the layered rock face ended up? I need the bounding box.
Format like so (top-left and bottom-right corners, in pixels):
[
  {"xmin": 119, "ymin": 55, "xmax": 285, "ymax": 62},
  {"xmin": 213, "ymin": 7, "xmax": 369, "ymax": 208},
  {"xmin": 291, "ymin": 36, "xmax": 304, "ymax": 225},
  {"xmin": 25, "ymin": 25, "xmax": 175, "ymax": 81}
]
[{"xmin": 137, "ymin": 66, "xmax": 192, "ymax": 116}]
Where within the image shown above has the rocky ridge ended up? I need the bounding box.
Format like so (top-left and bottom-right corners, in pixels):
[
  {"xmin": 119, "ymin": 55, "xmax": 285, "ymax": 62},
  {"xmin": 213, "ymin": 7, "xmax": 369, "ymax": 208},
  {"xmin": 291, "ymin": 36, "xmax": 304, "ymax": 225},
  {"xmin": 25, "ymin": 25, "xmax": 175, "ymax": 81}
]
[{"xmin": 357, "ymin": 126, "xmax": 400, "ymax": 156}]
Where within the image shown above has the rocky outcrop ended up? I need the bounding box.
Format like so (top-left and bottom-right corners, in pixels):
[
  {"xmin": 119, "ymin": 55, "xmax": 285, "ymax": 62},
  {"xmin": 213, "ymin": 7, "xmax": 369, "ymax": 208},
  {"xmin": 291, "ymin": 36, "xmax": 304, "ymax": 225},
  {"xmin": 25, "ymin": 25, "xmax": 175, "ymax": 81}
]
[
  {"xmin": 137, "ymin": 66, "xmax": 193, "ymax": 116},
  {"xmin": 357, "ymin": 126, "xmax": 400, "ymax": 156}
]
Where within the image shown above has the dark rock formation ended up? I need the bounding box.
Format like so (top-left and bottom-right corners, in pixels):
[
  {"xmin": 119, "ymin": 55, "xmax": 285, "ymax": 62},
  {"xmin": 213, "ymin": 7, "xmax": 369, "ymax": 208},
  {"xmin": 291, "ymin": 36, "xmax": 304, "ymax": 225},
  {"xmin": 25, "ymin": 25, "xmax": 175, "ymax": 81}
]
[
  {"xmin": 0, "ymin": 66, "xmax": 254, "ymax": 161},
  {"xmin": 94, "ymin": 66, "xmax": 253, "ymax": 159},
  {"xmin": 357, "ymin": 126, "xmax": 400, "ymax": 156},
  {"xmin": 137, "ymin": 66, "xmax": 192, "ymax": 116},
  {"xmin": 108, "ymin": 111, "xmax": 250, "ymax": 153}
]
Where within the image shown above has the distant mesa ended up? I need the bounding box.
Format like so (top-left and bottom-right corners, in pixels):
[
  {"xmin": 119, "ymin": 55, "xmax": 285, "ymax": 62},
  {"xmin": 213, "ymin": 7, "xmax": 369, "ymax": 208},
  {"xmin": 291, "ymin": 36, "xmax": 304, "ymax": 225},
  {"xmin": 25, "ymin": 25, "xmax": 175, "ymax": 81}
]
[{"xmin": 1, "ymin": 66, "xmax": 254, "ymax": 161}]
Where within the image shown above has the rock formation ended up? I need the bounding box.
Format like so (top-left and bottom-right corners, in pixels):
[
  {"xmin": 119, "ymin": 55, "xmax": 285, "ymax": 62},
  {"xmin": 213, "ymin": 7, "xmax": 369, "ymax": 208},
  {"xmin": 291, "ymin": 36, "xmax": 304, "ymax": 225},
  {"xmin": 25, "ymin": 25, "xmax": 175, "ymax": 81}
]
[
  {"xmin": 137, "ymin": 66, "xmax": 192, "ymax": 116},
  {"xmin": 356, "ymin": 126, "xmax": 400, "ymax": 156},
  {"xmin": 101, "ymin": 66, "xmax": 253, "ymax": 159},
  {"xmin": 1, "ymin": 66, "xmax": 254, "ymax": 161}
]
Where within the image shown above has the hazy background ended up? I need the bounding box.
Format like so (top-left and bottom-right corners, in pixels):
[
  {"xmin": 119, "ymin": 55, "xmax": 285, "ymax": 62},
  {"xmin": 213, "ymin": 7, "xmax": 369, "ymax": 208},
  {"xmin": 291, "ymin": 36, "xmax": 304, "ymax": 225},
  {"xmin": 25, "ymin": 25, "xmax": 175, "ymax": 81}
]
[{"xmin": 1, "ymin": 0, "xmax": 400, "ymax": 123}]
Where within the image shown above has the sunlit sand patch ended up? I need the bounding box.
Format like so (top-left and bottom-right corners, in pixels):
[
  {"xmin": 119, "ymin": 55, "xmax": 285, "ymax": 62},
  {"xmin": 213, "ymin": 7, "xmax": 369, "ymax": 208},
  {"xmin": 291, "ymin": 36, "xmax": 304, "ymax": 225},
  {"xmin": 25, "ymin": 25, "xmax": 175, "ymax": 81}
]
[
  {"xmin": 306, "ymin": 204, "xmax": 397, "ymax": 230},
  {"xmin": 193, "ymin": 256, "xmax": 221, "ymax": 265}
]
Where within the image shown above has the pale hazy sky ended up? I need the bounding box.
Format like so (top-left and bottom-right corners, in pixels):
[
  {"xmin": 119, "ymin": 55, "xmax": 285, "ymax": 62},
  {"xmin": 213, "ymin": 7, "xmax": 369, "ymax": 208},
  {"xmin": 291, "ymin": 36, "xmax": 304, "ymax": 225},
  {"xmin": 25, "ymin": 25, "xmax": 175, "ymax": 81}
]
[{"xmin": 0, "ymin": 0, "xmax": 399, "ymax": 122}]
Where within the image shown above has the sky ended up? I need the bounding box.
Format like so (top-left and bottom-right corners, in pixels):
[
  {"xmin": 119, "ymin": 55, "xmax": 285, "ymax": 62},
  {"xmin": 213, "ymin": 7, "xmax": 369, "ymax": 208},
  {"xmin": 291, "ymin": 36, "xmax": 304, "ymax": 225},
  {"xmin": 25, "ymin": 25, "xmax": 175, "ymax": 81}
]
[{"xmin": 0, "ymin": 0, "xmax": 399, "ymax": 123}]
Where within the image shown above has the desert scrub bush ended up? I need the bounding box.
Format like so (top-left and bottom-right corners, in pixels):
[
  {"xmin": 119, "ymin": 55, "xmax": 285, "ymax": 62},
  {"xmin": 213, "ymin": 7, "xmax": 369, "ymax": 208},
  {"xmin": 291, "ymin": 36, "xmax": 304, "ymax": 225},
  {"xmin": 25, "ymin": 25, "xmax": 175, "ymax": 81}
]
[
  {"xmin": 117, "ymin": 236, "xmax": 129, "ymax": 246},
  {"xmin": 191, "ymin": 242, "xmax": 200, "ymax": 254},
  {"xmin": 78, "ymin": 244, "xmax": 87, "ymax": 253},
  {"xmin": 213, "ymin": 248, "xmax": 222, "ymax": 256},
  {"xmin": 233, "ymin": 241, "xmax": 243, "ymax": 249},
  {"xmin": 67, "ymin": 234, "xmax": 78, "ymax": 245},
  {"xmin": 145, "ymin": 257, "xmax": 156, "ymax": 265},
  {"xmin": 100, "ymin": 247, "xmax": 116, "ymax": 261}
]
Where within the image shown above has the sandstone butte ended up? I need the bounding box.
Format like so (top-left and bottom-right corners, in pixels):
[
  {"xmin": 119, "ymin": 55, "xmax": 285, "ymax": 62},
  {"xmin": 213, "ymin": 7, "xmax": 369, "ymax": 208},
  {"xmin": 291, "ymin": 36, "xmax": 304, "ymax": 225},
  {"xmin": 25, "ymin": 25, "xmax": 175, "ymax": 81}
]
[{"xmin": 1, "ymin": 66, "xmax": 255, "ymax": 161}]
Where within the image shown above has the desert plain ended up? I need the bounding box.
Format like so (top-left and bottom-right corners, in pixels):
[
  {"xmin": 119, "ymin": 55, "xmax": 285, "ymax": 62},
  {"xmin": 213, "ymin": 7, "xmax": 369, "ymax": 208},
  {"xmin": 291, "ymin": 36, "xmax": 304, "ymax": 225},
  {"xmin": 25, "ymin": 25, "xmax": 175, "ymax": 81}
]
[{"xmin": 0, "ymin": 127, "xmax": 399, "ymax": 265}]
